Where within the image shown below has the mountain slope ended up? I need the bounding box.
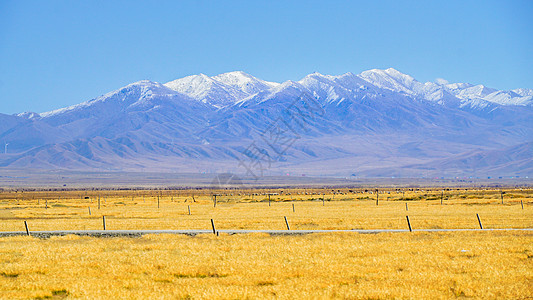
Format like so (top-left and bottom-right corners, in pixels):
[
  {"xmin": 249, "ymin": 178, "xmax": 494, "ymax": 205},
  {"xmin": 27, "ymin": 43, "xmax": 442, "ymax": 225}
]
[{"xmin": 401, "ymin": 142, "xmax": 533, "ymax": 177}]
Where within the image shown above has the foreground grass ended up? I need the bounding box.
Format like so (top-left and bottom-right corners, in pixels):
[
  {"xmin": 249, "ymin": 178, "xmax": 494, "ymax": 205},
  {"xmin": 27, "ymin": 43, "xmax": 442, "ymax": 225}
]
[{"xmin": 0, "ymin": 231, "xmax": 532, "ymax": 299}]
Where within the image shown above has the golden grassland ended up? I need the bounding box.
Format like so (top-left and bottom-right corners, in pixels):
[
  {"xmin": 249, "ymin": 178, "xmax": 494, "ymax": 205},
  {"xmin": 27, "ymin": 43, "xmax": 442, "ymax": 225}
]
[
  {"xmin": 0, "ymin": 187, "xmax": 532, "ymax": 299},
  {"xmin": 0, "ymin": 232, "xmax": 532, "ymax": 299}
]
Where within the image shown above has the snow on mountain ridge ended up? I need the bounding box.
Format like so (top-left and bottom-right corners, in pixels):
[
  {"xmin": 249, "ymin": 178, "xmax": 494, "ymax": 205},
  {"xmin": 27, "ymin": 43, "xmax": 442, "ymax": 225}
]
[
  {"xmin": 483, "ymin": 90, "xmax": 533, "ymax": 106},
  {"xmin": 16, "ymin": 112, "xmax": 40, "ymax": 119},
  {"xmin": 358, "ymin": 68, "xmax": 531, "ymax": 107},
  {"xmin": 33, "ymin": 69, "xmax": 533, "ymax": 121},
  {"xmin": 359, "ymin": 68, "xmax": 418, "ymax": 95},
  {"xmin": 164, "ymin": 74, "xmax": 249, "ymax": 107},
  {"xmin": 357, "ymin": 68, "xmax": 462, "ymax": 107},
  {"xmin": 513, "ymin": 88, "xmax": 533, "ymax": 97},
  {"xmin": 38, "ymin": 80, "xmax": 179, "ymax": 118},
  {"xmin": 161, "ymin": 69, "xmax": 532, "ymax": 109},
  {"xmin": 442, "ymin": 83, "xmax": 533, "ymax": 107},
  {"xmin": 298, "ymin": 73, "xmax": 358, "ymax": 105},
  {"xmin": 213, "ymin": 71, "xmax": 279, "ymax": 94},
  {"xmin": 455, "ymin": 85, "xmax": 497, "ymax": 98}
]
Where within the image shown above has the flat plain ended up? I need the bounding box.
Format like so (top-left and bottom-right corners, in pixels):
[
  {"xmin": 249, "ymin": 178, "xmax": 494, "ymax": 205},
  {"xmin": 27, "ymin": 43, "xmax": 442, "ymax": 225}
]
[{"xmin": 0, "ymin": 187, "xmax": 531, "ymax": 299}]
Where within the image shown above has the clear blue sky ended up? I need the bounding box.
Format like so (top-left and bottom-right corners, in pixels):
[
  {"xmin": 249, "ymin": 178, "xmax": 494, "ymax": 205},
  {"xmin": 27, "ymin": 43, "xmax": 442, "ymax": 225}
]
[{"xmin": 1, "ymin": 0, "xmax": 532, "ymax": 114}]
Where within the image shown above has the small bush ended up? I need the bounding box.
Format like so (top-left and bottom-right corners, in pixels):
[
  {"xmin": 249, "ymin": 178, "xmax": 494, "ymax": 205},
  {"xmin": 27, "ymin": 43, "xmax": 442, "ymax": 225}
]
[
  {"xmin": 0, "ymin": 272, "xmax": 18, "ymax": 278},
  {"xmin": 51, "ymin": 289, "xmax": 68, "ymax": 296},
  {"xmin": 173, "ymin": 273, "xmax": 227, "ymax": 278}
]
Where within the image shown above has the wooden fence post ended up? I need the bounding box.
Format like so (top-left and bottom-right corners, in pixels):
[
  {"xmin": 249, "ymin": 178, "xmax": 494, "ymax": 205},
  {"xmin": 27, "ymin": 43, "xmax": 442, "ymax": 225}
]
[
  {"xmin": 476, "ymin": 213, "xmax": 483, "ymax": 229},
  {"xmin": 284, "ymin": 216, "xmax": 290, "ymax": 230},
  {"xmin": 406, "ymin": 216, "xmax": 412, "ymax": 232},
  {"xmin": 103, "ymin": 216, "xmax": 106, "ymax": 230},
  {"xmin": 212, "ymin": 195, "xmax": 218, "ymax": 208},
  {"xmin": 210, "ymin": 219, "xmax": 216, "ymax": 235},
  {"xmin": 24, "ymin": 221, "xmax": 30, "ymax": 236}
]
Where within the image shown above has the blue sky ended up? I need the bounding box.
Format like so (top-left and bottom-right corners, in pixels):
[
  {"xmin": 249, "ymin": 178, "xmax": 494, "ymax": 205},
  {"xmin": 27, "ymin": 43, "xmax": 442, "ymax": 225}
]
[{"xmin": 1, "ymin": 0, "xmax": 532, "ymax": 114}]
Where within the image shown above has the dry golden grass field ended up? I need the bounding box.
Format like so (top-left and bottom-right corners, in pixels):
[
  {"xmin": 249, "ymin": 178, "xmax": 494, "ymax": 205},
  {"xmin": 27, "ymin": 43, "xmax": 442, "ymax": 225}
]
[{"xmin": 0, "ymin": 187, "xmax": 532, "ymax": 299}]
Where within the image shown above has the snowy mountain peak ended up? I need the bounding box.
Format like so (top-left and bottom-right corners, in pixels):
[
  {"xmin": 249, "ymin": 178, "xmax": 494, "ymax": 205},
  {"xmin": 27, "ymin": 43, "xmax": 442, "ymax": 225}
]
[
  {"xmin": 299, "ymin": 72, "xmax": 336, "ymax": 84},
  {"xmin": 513, "ymin": 88, "xmax": 533, "ymax": 97},
  {"xmin": 385, "ymin": 67, "xmax": 411, "ymax": 77},
  {"xmin": 165, "ymin": 74, "xmax": 247, "ymax": 107},
  {"xmin": 39, "ymin": 80, "xmax": 179, "ymax": 118},
  {"xmin": 213, "ymin": 71, "xmax": 279, "ymax": 94},
  {"xmin": 165, "ymin": 74, "xmax": 214, "ymax": 89},
  {"xmin": 93, "ymin": 80, "xmax": 180, "ymax": 103},
  {"xmin": 444, "ymin": 82, "xmax": 473, "ymax": 91},
  {"xmin": 457, "ymin": 84, "xmax": 498, "ymax": 98},
  {"xmin": 213, "ymin": 71, "xmax": 253, "ymax": 83},
  {"xmin": 165, "ymin": 71, "xmax": 280, "ymax": 107},
  {"xmin": 126, "ymin": 80, "xmax": 179, "ymax": 96},
  {"xmin": 16, "ymin": 111, "xmax": 40, "ymax": 119},
  {"xmin": 361, "ymin": 67, "xmax": 412, "ymax": 79},
  {"xmin": 357, "ymin": 68, "xmax": 532, "ymax": 107},
  {"xmin": 338, "ymin": 72, "xmax": 356, "ymax": 78},
  {"xmin": 441, "ymin": 83, "xmax": 532, "ymax": 107},
  {"xmin": 359, "ymin": 68, "xmax": 418, "ymax": 95}
]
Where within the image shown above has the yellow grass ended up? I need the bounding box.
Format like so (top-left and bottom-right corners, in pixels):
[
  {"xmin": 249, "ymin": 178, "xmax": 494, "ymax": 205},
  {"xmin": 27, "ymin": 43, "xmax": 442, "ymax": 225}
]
[
  {"xmin": 0, "ymin": 188, "xmax": 532, "ymax": 299},
  {"xmin": 0, "ymin": 232, "xmax": 532, "ymax": 299}
]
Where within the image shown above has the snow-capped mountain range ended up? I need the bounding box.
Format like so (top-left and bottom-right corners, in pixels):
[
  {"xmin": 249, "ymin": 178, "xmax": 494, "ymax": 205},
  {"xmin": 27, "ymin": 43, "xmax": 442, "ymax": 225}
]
[{"xmin": 1, "ymin": 68, "xmax": 531, "ymax": 177}]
